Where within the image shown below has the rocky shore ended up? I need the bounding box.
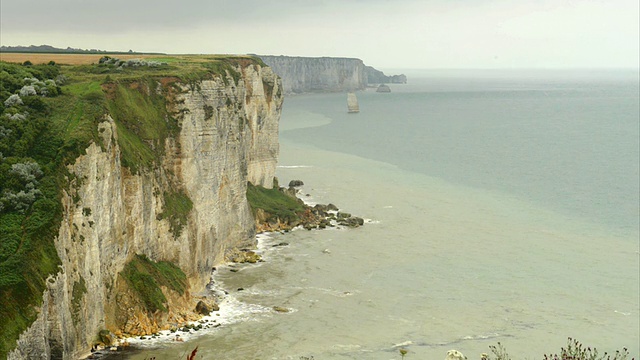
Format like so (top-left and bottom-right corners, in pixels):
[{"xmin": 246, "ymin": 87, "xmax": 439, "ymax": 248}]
[
  {"xmin": 87, "ymin": 179, "xmax": 364, "ymax": 359},
  {"xmin": 256, "ymin": 179, "xmax": 365, "ymax": 233}
]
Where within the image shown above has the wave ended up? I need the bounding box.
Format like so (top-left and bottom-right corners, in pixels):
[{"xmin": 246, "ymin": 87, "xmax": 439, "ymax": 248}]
[{"xmin": 277, "ymin": 165, "xmax": 313, "ymax": 168}]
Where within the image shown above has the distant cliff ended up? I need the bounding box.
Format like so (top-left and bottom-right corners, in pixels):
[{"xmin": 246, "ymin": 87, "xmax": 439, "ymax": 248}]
[
  {"xmin": 363, "ymin": 65, "xmax": 407, "ymax": 84},
  {"xmin": 259, "ymin": 55, "xmax": 406, "ymax": 94}
]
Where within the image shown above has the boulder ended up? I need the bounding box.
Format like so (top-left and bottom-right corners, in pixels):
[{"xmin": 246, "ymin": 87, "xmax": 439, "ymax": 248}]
[
  {"xmin": 288, "ymin": 179, "xmax": 304, "ymax": 187},
  {"xmin": 326, "ymin": 203, "xmax": 339, "ymax": 211},
  {"xmin": 229, "ymin": 250, "xmax": 262, "ymax": 263},
  {"xmin": 98, "ymin": 330, "xmax": 115, "ymax": 346},
  {"xmin": 195, "ymin": 300, "xmax": 211, "ymax": 315},
  {"xmin": 339, "ymin": 216, "xmax": 364, "ymax": 228},
  {"xmin": 283, "ymin": 187, "xmax": 298, "ymax": 197}
]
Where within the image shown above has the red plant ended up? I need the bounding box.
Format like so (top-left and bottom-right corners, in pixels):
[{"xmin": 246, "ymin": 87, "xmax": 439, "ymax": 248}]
[{"xmin": 187, "ymin": 347, "xmax": 198, "ymax": 360}]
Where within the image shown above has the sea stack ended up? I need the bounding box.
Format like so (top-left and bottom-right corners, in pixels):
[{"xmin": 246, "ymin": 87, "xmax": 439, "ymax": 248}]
[
  {"xmin": 347, "ymin": 92, "xmax": 359, "ymax": 113},
  {"xmin": 376, "ymin": 84, "xmax": 391, "ymax": 93}
]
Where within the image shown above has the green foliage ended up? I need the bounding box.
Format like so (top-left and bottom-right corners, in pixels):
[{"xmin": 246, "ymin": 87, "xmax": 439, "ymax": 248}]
[
  {"xmin": 71, "ymin": 276, "xmax": 87, "ymax": 324},
  {"xmin": 201, "ymin": 59, "xmax": 242, "ymax": 86},
  {"xmin": 120, "ymin": 254, "xmax": 187, "ymax": 313},
  {"xmin": 158, "ymin": 190, "xmax": 193, "ymax": 238},
  {"xmin": 106, "ymin": 79, "xmax": 179, "ymax": 173},
  {"xmin": 246, "ymin": 182, "xmax": 305, "ymax": 223},
  {"xmin": 0, "ymin": 62, "xmax": 67, "ymax": 359}
]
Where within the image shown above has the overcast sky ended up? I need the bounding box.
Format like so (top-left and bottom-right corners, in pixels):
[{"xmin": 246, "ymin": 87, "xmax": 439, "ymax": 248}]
[{"xmin": 1, "ymin": 0, "xmax": 638, "ymax": 69}]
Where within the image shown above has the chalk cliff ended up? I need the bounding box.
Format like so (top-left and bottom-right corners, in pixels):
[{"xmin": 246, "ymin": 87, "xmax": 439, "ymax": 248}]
[
  {"xmin": 259, "ymin": 55, "xmax": 406, "ymax": 94},
  {"xmin": 7, "ymin": 61, "xmax": 283, "ymax": 359}
]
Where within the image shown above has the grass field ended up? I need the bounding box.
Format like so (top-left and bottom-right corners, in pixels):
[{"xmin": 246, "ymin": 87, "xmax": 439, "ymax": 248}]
[
  {"xmin": 0, "ymin": 53, "xmax": 260, "ymax": 65},
  {"xmin": 0, "ymin": 53, "xmax": 153, "ymax": 65}
]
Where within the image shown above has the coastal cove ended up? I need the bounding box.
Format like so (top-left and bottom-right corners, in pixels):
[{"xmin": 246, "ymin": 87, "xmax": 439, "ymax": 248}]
[{"xmin": 125, "ymin": 69, "xmax": 639, "ymax": 359}]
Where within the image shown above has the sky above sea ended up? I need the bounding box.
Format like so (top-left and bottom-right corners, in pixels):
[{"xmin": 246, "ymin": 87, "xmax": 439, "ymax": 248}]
[{"xmin": 1, "ymin": 0, "xmax": 639, "ymax": 69}]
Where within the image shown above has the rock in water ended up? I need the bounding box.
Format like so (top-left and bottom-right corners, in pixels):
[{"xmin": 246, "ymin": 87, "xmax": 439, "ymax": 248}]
[
  {"xmin": 376, "ymin": 84, "xmax": 391, "ymax": 92},
  {"xmin": 289, "ymin": 179, "xmax": 304, "ymax": 187}
]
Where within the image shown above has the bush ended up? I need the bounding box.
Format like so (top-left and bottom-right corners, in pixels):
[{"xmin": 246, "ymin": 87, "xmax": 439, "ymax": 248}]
[
  {"xmin": 19, "ymin": 85, "xmax": 37, "ymax": 97},
  {"xmin": 485, "ymin": 338, "xmax": 634, "ymax": 360},
  {"xmin": 3, "ymin": 94, "xmax": 22, "ymax": 107}
]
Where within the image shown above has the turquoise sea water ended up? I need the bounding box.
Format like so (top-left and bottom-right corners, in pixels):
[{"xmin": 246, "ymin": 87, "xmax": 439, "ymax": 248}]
[{"xmin": 127, "ymin": 70, "xmax": 639, "ymax": 359}]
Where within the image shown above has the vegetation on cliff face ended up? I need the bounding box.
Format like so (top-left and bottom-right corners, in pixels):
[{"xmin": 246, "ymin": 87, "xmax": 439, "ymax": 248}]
[
  {"xmin": 246, "ymin": 181, "xmax": 305, "ymax": 224},
  {"xmin": 120, "ymin": 254, "xmax": 187, "ymax": 313},
  {"xmin": 0, "ymin": 54, "xmax": 266, "ymax": 357},
  {"xmin": 158, "ymin": 190, "xmax": 193, "ymax": 239}
]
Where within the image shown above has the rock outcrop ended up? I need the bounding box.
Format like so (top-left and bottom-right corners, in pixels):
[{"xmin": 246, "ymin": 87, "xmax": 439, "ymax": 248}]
[
  {"xmin": 364, "ymin": 65, "xmax": 407, "ymax": 84},
  {"xmin": 376, "ymin": 84, "xmax": 391, "ymax": 93},
  {"xmin": 259, "ymin": 55, "xmax": 406, "ymax": 94},
  {"xmin": 8, "ymin": 61, "xmax": 283, "ymax": 359}
]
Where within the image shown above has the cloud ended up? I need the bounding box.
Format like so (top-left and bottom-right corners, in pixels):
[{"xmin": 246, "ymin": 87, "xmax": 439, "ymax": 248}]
[
  {"xmin": 1, "ymin": 0, "xmax": 407, "ymax": 33},
  {"xmin": 1, "ymin": 0, "xmax": 638, "ymax": 68}
]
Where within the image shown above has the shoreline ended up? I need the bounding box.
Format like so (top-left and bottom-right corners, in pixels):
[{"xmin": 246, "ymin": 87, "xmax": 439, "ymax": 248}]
[{"xmin": 94, "ymin": 183, "xmax": 366, "ymax": 359}]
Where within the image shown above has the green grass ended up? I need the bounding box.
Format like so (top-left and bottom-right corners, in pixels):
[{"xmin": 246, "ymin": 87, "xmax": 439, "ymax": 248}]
[
  {"xmin": 71, "ymin": 276, "xmax": 87, "ymax": 324},
  {"xmin": 246, "ymin": 182, "xmax": 305, "ymax": 223},
  {"xmin": 158, "ymin": 190, "xmax": 193, "ymax": 238},
  {"xmin": 120, "ymin": 255, "xmax": 187, "ymax": 313},
  {"xmin": 106, "ymin": 79, "xmax": 179, "ymax": 173}
]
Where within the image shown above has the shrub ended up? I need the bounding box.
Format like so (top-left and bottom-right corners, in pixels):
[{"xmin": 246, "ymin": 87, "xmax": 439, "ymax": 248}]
[
  {"xmin": 10, "ymin": 161, "xmax": 43, "ymax": 184},
  {"xmin": 543, "ymin": 338, "xmax": 633, "ymax": 360},
  {"xmin": 19, "ymin": 85, "xmax": 37, "ymax": 97},
  {"xmin": 3, "ymin": 112, "xmax": 28, "ymax": 121},
  {"xmin": 4, "ymin": 94, "xmax": 22, "ymax": 107}
]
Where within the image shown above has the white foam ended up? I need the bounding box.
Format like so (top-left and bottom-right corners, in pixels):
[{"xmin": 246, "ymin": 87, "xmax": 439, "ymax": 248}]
[
  {"xmin": 392, "ymin": 341, "xmax": 413, "ymax": 348},
  {"xmin": 461, "ymin": 332, "xmax": 500, "ymax": 341},
  {"xmin": 124, "ymin": 290, "xmax": 273, "ymax": 348},
  {"xmin": 121, "ymin": 192, "xmax": 370, "ymax": 351},
  {"xmin": 614, "ymin": 310, "xmax": 632, "ymax": 316}
]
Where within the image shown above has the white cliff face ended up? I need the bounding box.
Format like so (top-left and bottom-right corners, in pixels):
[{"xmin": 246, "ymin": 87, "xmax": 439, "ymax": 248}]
[
  {"xmin": 8, "ymin": 63, "xmax": 282, "ymax": 360},
  {"xmin": 260, "ymin": 55, "xmax": 365, "ymax": 94}
]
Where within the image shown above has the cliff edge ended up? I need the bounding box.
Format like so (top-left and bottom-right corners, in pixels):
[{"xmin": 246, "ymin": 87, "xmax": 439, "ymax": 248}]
[{"xmin": 0, "ymin": 56, "xmax": 282, "ymax": 359}]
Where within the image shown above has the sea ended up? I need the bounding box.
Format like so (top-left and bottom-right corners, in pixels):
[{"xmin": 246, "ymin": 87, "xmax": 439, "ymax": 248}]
[{"xmin": 124, "ymin": 69, "xmax": 639, "ymax": 360}]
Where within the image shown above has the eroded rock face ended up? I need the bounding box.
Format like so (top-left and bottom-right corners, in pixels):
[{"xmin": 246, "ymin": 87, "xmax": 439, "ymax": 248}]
[{"xmin": 8, "ymin": 63, "xmax": 283, "ymax": 360}]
